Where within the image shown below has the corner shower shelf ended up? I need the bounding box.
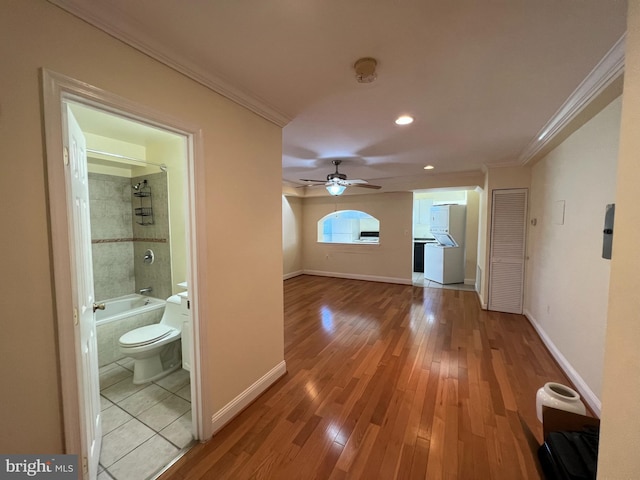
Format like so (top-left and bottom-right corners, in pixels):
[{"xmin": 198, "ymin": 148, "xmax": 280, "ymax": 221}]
[{"xmin": 133, "ymin": 181, "xmax": 154, "ymax": 225}]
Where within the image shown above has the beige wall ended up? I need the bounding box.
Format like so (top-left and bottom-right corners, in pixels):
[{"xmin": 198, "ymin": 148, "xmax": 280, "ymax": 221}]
[
  {"xmin": 146, "ymin": 138, "xmax": 189, "ymax": 293},
  {"xmin": 464, "ymin": 190, "xmax": 480, "ymax": 283},
  {"xmin": 476, "ymin": 177, "xmax": 489, "ymax": 304},
  {"xmin": 282, "ymin": 195, "xmax": 304, "ymax": 277},
  {"xmin": 525, "ymin": 96, "xmax": 621, "ymax": 410},
  {"xmin": 599, "ymin": 0, "xmax": 640, "ymax": 475},
  {"xmin": 0, "ymin": 0, "xmax": 283, "ymax": 453},
  {"xmin": 302, "ymin": 192, "xmax": 413, "ymax": 283}
]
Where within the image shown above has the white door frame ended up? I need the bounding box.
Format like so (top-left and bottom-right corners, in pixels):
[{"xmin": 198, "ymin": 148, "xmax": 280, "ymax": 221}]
[{"xmin": 41, "ymin": 69, "xmax": 211, "ymax": 463}]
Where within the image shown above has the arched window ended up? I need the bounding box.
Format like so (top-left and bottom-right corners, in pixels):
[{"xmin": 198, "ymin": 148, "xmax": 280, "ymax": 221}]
[{"xmin": 317, "ymin": 210, "xmax": 380, "ymax": 244}]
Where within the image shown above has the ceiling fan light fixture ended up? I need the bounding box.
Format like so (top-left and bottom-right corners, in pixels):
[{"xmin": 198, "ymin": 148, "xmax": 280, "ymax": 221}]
[
  {"xmin": 326, "ymin": 183, "xmax": 347, "ymax": 196},
  {"xmin": 354, "ymin": 57, "xmax": 378, "ymax": 83},
  {"xmin": 395, "ymin": 115, "xmax": 414, "ymax": 125}
]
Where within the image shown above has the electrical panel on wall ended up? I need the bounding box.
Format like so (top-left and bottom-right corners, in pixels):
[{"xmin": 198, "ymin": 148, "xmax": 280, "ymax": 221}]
[{"xmin": 602, "ymin": 203, "xmax": 615, "ymax": 260}]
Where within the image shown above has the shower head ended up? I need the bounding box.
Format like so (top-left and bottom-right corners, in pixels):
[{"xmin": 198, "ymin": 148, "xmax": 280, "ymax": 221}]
[{"xmin": 132, "ymin": 179, "xmax": 148, "ymax": 191}]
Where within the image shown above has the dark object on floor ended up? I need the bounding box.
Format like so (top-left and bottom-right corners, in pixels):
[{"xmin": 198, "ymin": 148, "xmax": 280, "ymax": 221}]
[{"xmin": 538, "ymin": 407, "xmax": 600, "ymax": 480}]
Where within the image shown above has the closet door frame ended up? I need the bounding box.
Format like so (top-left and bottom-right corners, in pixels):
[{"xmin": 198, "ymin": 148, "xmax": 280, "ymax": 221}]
[{"xmin": 488, "ymin": 188, "xmax": 528, "ymax": 314}]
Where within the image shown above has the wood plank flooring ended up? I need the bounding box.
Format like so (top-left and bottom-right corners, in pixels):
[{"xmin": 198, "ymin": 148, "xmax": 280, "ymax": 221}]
[{"xmin": 160, "ymin": 275, "xmax": 577, "ymax": 479}]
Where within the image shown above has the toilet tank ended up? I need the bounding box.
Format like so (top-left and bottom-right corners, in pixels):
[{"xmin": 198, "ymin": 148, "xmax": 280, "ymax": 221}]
[{"xmin": 160, "ymin": 294, "xmax": 184, "ymax": 330}]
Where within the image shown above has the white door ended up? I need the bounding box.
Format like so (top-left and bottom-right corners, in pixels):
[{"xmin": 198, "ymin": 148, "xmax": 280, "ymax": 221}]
[
  {"xmin": 488, "ymin": 189, "xmax": 528, "ymax": 314},
  {"xmin": 64, "ymin": 104, "xmax": 102, "ymax": 479},
  {"xmin": 424, "ymin": 244, "xmax": 444, "ymax": 283},
  {"xmin": 430, "ymin": 205, "xmax": 450, "ymax": 231}
]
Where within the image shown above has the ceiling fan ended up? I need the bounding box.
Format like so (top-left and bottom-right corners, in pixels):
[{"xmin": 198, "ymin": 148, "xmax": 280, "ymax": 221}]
[{"xmin": 300, "ymin": 160, "xmax": 382, "ymax": 196}]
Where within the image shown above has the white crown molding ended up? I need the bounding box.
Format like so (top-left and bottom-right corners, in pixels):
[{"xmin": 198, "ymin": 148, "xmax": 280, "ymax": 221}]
[
  {"xmin": 482, "ymin": 159, "xmax": 527, "ymax": 170},
  {"xmin": 48, "ymin": 0, "xmax": 292, "ymax": 128},
  {"xmin": 518, "ymin": 34, "xmax": 626, "ymax": 165}
]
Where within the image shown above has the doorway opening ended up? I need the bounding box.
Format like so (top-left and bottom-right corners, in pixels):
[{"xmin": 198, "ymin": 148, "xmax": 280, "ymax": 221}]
[
  {"xmin": 42, "ymin": 70, "xmax": 206, "ymax": 480},
  {"xmin": 72, "ymin": 101, "xmax": 195, "ymax": 477},
  {"xmin": 411, "ymin": 189, "xmax": 479, "ymax": 291}
]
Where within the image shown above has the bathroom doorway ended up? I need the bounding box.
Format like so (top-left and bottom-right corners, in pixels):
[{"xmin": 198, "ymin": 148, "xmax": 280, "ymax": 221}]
[{"xmin": 42, "ymin": 71, "xmax": 206, "ymax": 480}]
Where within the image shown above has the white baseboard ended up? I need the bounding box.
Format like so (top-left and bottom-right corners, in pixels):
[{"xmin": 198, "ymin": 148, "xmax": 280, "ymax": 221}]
[
  {"xmin": 283, "ymin": 270, "xmax": 303, "ymax": 280},
  {"xmin": 210, "ymin": 360, "xmax": 287, "ymax": 434},
  {"xmin": 464, "ymin": 277, "xmax": 476, "ymax": 286},
  {"xmin": 524, "ymin": 309, "xmax": 601, "ymax": 417},
  {"xmin": 303, "ymin": 269, "xmax": 412, "ymax": 285},
  {"xmin": 476, "ymin": 291, "xmax": 487, "ymax": 310}
]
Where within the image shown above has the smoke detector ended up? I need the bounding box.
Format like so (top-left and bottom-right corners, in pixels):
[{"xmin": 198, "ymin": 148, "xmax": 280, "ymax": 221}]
[{"xmin": 354, "ymin": 57, "xmax": 378, "ymax": 83}]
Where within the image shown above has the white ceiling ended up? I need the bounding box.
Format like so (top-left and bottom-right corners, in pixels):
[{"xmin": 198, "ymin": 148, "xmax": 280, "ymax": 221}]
[
  {"xmin": 69, "ymin": 102, "xmax": 179, "ymax": 145},
  {"xmin": 51, "ymin": 0, "xmax": 627, "ymax": 192}
]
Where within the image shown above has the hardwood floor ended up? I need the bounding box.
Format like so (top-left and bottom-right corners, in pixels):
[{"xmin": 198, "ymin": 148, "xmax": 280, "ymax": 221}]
[{"xmin": 160, "ymin": 275, "xmax": 575, "ymax": 479}]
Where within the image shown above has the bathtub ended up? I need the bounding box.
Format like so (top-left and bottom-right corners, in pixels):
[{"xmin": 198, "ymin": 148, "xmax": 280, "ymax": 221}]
[
  {"xmin": 95, "ymin": 294, "xmax": 165, "ymax": 326},
  {"xmin": 96, "ymin": 294, "xmax": 166, "ymax": 367}
]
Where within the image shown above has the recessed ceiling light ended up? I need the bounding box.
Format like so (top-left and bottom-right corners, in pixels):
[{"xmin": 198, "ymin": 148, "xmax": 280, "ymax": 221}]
[
  {"xmin": 424, "ymin": 165, "xmax": 434, "ymax": 170},
  {"xmin": 395, "ymin": 115, "xmax": 414, "ymax": 125}
]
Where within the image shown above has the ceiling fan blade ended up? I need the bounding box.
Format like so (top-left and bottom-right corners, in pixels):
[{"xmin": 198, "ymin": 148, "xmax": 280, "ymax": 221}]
[
  {"xmin": 300, "ymin": 178, "xmax": 328, "ymax": 183},
  {"xmin": 352, "ymin": 183, "xmax": 381, "ymax": 189},
  {"xmin": 344, "ymin": 179, "xmax": 368, "ymax": 185}
]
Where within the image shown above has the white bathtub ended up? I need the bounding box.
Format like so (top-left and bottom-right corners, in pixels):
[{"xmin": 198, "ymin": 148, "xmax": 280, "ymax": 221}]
[{"xmin": 95, "ymin": 294, "xmax": 165, "ymax": 326}]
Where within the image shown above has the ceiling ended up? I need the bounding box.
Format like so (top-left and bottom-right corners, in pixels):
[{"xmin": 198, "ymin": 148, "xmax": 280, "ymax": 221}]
[{"xmin": 51, "ymin": 0, "xmax": 627, "ymax": 193}]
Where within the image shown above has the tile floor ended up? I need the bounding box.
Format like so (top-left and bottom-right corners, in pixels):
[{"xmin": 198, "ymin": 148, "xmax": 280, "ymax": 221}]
[
  {"xmin": 412, "ymin": 272, "xmax": 476, "ymax": 291},
  {"xmin": 98, "ymin": 358, "xmax": 194, "ymax": 480}
]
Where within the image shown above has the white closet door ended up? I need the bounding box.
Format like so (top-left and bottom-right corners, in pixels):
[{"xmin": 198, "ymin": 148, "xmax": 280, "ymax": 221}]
[{"xmin": 488, "ymin": 189, "xmax": 528, "ymax": 314}]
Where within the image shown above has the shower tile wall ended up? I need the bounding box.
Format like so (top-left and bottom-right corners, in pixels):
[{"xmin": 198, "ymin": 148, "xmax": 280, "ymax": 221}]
[
  {"xmin": 89, "ymin": 173, "xmax": 135, "ymax": 301},
  {"xmin": 132, "ymin": 172, "xmax": 172, "ymax": 301},
  {"xmin": 89, "ymin": 171, "xmax": 172, "ymax": 302}
]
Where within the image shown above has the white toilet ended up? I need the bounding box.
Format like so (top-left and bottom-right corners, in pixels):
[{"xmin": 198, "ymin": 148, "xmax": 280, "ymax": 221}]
[{"xmin": 119, "ymin": 294, "xmax": 183, "ymax": 384}]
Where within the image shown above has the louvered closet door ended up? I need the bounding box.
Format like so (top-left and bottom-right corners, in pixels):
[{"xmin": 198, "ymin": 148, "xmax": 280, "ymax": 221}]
[{"xmin": 489, "ymin": 189, "xmax": 528, "ymax": 314}]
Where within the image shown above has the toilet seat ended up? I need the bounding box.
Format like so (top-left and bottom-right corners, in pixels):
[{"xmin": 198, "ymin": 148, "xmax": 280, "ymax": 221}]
[{"xmin": 119, "ymin": 324, "xmax": 175, "ymax": 348}]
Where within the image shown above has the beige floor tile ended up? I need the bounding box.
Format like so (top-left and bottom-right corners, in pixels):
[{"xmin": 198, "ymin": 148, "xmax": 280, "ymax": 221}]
[
  {"xmin": 99, "ymin": 365, "xmax": 132, "ymax": 390},
  {"xmin": 101, "ymin": 405, "xmax": 134, "ymax": 435},
  {"xmin": 101, "ymin": 377, "xmax": 146, "ymax": 403},
  {"xmin": 414, "ymin": 275, "xmax": 476, "ymax": 292},
  {"xmin": 100, "ymin": 418, "xmax": 155, "ymax": 467},
  {"xmin": 108, "ymin": 435, "xmax": 179, "ymax": 480},
  {"xmin": 160, "ymin": 411, "xmax": 194, "ymax": 449},
  {"xmin": 116, "ymin": 357, "xmax": 135, "ymax": 371},
  {"xmin": 99, "ymin": 363, "xmax": 119, "ymax": 375},
  {"xmin": 175, "ymin": 384, "xmax": 191, "ymax": 402},
  {"xmin": 138, "ymin": 395, "xmax": 190, "ymax": 431},
  {"xmin": 153, "ymin": 368, "xmax": 190, "ymax": 393},
  {"xmin": 118, "ymin": 384, "xmax": 172, "ymax": 417},
  {"xmin": 97, "ymin": 469, "xmax": 114, "ymax": 480},
  {"xmin": 100, "ymin": 395, "xmax": 114, "ymax": 411}
]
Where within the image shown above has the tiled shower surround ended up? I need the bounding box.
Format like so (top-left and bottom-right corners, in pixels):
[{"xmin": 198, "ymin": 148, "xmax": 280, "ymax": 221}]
[
  {"xmin": 89, "ymin": 173, "xmax": 135, "ymax": 300},
  {"xmin": 89, "ymin": 171, "xmax": 172, "ymax": 365},
  {"xmin": 89, "ymin": 171, "xmax": 172, "ymax": 301}
]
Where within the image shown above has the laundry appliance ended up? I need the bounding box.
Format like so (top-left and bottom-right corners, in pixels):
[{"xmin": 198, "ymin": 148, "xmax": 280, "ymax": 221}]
[{"xmin": 424, "ymin": 204, "xmax": 466, "ymax": 284}]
